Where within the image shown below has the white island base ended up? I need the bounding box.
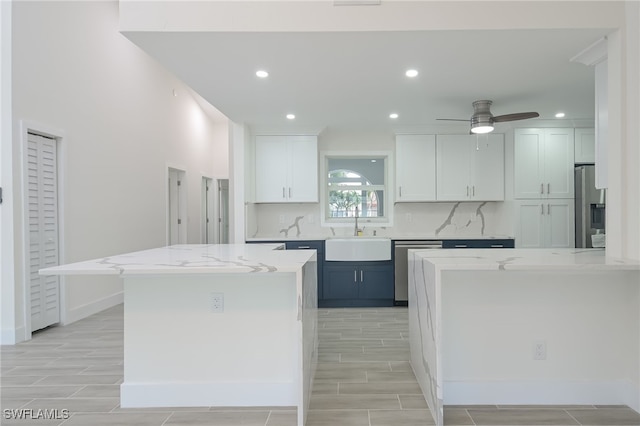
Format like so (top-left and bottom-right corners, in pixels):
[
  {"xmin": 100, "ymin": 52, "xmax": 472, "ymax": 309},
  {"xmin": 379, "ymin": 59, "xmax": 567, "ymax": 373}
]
[
  {"xmin": 408, "ymin": 248, "xmax": 640, "ymax": 425},
  {"xmin": 41, "ymin": 244, "xmax": 318, "ymax": 426}
]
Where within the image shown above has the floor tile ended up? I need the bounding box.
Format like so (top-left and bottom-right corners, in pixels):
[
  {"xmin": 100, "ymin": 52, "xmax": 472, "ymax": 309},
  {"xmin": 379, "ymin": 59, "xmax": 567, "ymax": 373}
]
[
  {"xmin": 339, "ymin": 382, "xmax": 422, "ymax": 395},
  {"xmin": 60, "ymin": 412, "xmax": 171, "ymax": 425},
  {"xmin": 370, "ymin": 409, "xmax": 436, "ymax": 425},
  {"xmin": 399, "ymin": 395, "xmax": 429, "ymax": 409},
  {"xmin": 266, "ymin": 410, "xmax": 297, "ymax": 426},
  {"xmin": 468, "ymin": 408, "xmax": 580, "ymax": 425},
  {"xmin": 305, "ymin": 409, "xmax": 370, "ymax": 426},
  {"xmin": 164, "ymin": 410, "xmax": 270, "ymax": 425},
  {"xmin": 566, "ymin": 407, "xmax": 640, "ymax": 425},
  {"xmin": 443, "ymin": 408, "xmax": 475, "ymax": 425},
  {"xmin": 310, "ymin": 394, "xmax": 401, "ymax": 410},
  {"xmin": 23, "ymin": 397, "xmax": 120, "ymax": 413}
]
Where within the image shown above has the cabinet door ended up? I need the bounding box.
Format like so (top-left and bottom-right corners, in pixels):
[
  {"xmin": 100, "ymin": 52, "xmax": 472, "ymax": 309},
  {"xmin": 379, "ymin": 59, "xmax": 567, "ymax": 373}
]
[
  {"xmin": 514, "ymin": 129, "xmax": 544, "ymax": 199},
  {"xmin": 574, "ymin": 128, "xmax": 595, "ymax": 164},
  {"xmin": 471, "ymin": 134, "xmax": 504, "ymax": 201},
  {"xmin": 436, "ymin": 135, "xmax": 472, "ymax": 201},
  {"xmin": 358, "ymin": 264, "xmax": 394, "ymax": 299},
  {"xmin": 288, "ymin": 136, "xmax": 318, "ymax": 202},
  {"xmin": 514, "ymin": 200, "xmax": 545, "ymax": 248},
  {"xmin": 395, "ymin": 135, "xmax": 436, "ymax": 202},
  {"xmin": 255, "ymin": 136, "xmax": 288, "ymax": 202},
  {"xmin": 323, "ymin": 264, "xmax": 359, "ymax": 300},
  {"xmin": 544, "ymin": 129, "xmax": 574, "ymax": 199},
  {"xmin": 545, "ymin": 199, "xmax": 575, "ymax": 248}
]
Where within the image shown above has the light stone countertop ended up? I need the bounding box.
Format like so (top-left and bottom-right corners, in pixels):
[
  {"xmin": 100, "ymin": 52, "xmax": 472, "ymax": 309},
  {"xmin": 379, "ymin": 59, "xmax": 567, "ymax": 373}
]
[
  {"xmin": 246, "ymin": 235, "xmax": 514, "ymax": 242},
  {"xmin": 412, "ymin": 248, "xmax": 640, "ymax": 271},
  {"xmin": 39, "ymin": 244, "xmax": 317, "ymax": 276}
]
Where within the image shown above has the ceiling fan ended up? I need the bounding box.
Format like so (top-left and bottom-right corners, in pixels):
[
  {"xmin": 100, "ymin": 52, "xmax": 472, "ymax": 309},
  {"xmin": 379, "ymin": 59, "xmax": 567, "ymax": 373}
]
[{"xmin": 438, "ymin": 100, "xmax": 539, "ymax": 134}]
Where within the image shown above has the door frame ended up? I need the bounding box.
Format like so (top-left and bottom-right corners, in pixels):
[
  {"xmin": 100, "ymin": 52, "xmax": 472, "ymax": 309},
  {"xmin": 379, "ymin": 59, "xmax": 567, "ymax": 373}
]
[{"xmin": 19, "ymin": 120, "xmax": 66, "ymax": 341}]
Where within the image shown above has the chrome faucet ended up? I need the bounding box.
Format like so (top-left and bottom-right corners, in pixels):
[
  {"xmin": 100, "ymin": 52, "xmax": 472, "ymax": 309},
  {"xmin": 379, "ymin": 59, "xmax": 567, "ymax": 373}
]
[{"xmin": 354, "ymin": 206, "xmax": 360, "ymax": 236}]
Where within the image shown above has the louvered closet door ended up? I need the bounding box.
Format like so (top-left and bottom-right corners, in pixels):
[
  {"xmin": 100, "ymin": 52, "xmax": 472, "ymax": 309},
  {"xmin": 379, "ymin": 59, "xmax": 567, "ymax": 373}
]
[{"xmin": 28, "ymin": 133, "xmax": 60, "ymax": 332}]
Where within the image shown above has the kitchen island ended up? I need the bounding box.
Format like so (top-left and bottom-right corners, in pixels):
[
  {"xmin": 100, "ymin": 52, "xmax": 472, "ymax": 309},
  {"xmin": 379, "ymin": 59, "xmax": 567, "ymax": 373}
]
[
  {"xmin": 40, "ymin": 244, "xmax": 318, "ymax": 426},
  {"xmin": 408, "ymin": 248, "xmax": 640, "ymax": 425}
]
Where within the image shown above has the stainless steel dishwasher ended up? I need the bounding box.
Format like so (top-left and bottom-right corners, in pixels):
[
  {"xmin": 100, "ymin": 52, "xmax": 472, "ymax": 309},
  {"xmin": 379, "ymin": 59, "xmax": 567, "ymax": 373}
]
[{"xmin": 394, "ymin": 240, "xmax": 442, "ymax": 305}]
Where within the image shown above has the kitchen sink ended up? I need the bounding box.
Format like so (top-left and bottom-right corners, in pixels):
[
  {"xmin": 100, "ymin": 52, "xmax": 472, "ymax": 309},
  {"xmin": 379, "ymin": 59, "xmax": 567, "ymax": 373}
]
[{"xmin": 325, "ymin": 237, "xmax": 391, "ymax": 261}]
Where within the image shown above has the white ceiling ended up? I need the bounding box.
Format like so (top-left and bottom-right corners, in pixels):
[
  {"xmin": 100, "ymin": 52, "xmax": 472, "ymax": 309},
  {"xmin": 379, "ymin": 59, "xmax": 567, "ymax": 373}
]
[{"xmin": 124, "ymin": 27, "xmax": 610, "ymax": 133}]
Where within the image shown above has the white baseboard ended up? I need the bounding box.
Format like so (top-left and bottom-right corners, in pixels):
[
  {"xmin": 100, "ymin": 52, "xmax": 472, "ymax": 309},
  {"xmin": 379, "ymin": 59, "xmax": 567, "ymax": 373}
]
[
  {"xmin": 120, "ymin": 382, "xmax": 298, "ymax": 408},
  {"xmin": 0, "ymin": 325, "xmax": 25, "ymax": 345},
  {"xmin": 444, "ymin": 379, "xmax": 639, "ymax": 409},
  {"xmin": 63, "ymin": 291, "xmax": 123, "ymax": 325}
]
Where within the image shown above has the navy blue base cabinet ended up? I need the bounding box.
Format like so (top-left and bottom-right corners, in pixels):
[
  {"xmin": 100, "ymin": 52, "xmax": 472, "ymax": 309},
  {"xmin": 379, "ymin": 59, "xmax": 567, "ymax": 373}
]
[
  {"xmin": 442, "ymin": 239, "xmax": 514, "ymax": 249},
  {"xmin": 321, "ymin": 261, "xmax": 394, "ymax": 308}
]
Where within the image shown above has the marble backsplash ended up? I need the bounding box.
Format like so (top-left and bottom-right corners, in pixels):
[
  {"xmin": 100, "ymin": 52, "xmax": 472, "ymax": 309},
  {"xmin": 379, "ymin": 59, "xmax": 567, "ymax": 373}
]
[{"xmin": 247, "ymin": 201, "xmax": 513, "ymax": 239}]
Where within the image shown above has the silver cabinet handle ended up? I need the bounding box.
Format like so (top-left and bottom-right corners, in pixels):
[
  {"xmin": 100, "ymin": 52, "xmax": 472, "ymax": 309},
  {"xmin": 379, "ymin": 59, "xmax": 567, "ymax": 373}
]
[
  {"xmin": 354, "ymin": 270, "xmax": 357, "ymax": 283},
  {"xmin": 360, "ymin": 270, "xmax": 364, "ymax": 282},
  {"xmin": 282, "ymin": 187, "xmax": 285, "ymax": 198},
  {"xmin": 289, "ymin": 187, "xmax": 292, "ymax": 198}
]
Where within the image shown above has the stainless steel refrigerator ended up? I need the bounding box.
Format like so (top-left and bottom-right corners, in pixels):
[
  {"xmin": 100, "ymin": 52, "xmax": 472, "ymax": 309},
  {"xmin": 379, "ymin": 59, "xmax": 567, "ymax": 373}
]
[{"xmin": 575, "ymin": 165, "xmax": 606, "ymax": 248}]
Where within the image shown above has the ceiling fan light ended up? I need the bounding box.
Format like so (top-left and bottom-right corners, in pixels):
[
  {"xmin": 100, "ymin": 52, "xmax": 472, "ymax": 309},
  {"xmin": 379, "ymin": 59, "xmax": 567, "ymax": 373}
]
[{"xmin": 471, "ymin": 125, "xmax": 494, "ymax": 134}]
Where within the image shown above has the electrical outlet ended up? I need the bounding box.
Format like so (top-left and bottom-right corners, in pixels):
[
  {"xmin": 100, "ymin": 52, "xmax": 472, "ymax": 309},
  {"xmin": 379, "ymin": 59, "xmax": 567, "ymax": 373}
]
[
  {"xmin": 533, "ymin": 340, "xmax": 546, "ymax": 360},
  {"xmin": 211, "ymin": 293, "xmax": 224, "ymax": 313}
]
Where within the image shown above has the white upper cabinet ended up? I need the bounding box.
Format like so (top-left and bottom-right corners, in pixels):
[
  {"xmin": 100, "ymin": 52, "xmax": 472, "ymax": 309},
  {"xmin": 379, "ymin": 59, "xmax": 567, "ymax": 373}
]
[
  {"xmin": 255, "ymin": 135, "xmax": 318, "ymax": 203},
  {"xmin": 514, "ymin": 128, "xmax": 575, "ymax": 199},
  {"xmin": 395, "ymin": 135, "xmax": 436, "ymax": 202},
  {"xmin": 436, "ymin": 134, "xmax": 504, "ymax": 201},
  {"xmin": 574, "ymin": 128, "xmax": 595, "ymax": 164}
]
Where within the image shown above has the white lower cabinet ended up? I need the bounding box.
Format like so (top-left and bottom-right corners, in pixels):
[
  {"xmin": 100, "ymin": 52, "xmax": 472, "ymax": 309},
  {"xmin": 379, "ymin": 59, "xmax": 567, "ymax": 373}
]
[{"xmin": 514, "ymin": 199, "xmax": 575, "ymax": 248}]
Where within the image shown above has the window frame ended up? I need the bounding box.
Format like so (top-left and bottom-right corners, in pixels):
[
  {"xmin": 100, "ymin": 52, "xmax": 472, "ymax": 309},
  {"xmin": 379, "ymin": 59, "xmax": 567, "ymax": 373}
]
[{"xmin": 320, "ymin": 151, "xmax": 394, "ymax": 228}]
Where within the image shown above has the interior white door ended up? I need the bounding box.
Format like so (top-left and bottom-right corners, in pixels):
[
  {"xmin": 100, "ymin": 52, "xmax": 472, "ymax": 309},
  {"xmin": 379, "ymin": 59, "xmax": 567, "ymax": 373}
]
[
  {"xmin": 218, "ymin": 179, "xmax": 229, "ymax": 244},
  {"xmin": 27, "ymin": 132, "xmax": 60, "ymax": 332},
  {"xmin": 168, "ymin": 168, "xmax": 186, "ymax": 245},
  {"xmin": 202, "ymin": 177, "xmax": 214, "ymax": 244}
]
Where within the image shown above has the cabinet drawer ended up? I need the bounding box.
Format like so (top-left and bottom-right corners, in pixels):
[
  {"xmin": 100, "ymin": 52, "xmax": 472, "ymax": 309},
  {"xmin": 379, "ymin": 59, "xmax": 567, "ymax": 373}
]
[{"xmin": 442, "ymin": 239, "xmax": 514, "ymax": 249}]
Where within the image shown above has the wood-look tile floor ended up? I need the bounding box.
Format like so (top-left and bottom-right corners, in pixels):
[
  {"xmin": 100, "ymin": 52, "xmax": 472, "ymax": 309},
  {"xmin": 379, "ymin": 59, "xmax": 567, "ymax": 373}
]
[{"xmin": 2, "ymin": 305, "xmax": 639, "ymax": 425}]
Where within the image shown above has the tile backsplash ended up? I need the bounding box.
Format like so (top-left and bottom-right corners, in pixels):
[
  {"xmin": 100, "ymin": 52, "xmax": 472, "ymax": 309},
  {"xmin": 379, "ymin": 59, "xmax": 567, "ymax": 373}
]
[{"xmin": 247, "ymin": 201, "xmax": 513, "ymax": 239}]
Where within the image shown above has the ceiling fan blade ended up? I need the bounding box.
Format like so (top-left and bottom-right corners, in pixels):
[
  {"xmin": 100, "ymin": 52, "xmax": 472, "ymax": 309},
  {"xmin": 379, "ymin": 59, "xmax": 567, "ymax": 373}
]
[
  {"xmin": 436, "ymin": 118, "xmax": 469, "ymax": 122},
  {"xmin": 493, "ymin": 112, "xmax": 539, "ymax": 122}
]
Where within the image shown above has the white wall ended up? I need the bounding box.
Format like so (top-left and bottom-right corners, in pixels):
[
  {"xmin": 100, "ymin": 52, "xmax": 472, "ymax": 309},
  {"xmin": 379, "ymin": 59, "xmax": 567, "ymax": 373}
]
[
  {"xmin": 1, "ymin": 0, "xmax": 16, "ymax": 344},
  {"xmin": 5, "ymin": 1, "xmax": 228, "ymax": 342}
]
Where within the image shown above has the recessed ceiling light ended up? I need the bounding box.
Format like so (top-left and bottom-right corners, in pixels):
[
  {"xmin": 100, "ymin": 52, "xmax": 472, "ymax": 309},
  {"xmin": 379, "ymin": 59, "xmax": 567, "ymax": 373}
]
[
  {"xmin": 555, "ymin": 112, "xmax": 566, "ymax": 118},
  {"xmin": 389, "ymin": 113, "xmax": 399, "ymax": 119},
  {"xmin": 405, "ymin": 69, "xmax": 419, "ymax": 78},
  {"xmin": 256, "ymin": 70, "xmax": 269, "ymax": 78},
  {"xmin": 286, "ymin": 114, "xmax": 295, "ymax": 120}
]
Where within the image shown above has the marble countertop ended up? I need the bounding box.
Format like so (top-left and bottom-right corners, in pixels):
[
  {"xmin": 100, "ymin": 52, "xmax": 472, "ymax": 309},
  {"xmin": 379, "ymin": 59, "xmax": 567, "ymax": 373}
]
[
  {"xmin": 246, "ymin": 235, "xmax": 514, "ymax": 242},
  {"xmin": 412, "ymin": 248, "xmax": 640, "ymax": 271},
  {"xmin": 40, "ymin": 244, "xmax": 317, "ymax": 276}
]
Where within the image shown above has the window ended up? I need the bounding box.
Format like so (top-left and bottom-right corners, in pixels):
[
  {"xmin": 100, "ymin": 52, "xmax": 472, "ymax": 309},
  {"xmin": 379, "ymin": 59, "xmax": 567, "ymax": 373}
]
[{"xmin": 321, "ymin": 154, "xmax": 392, "ymax": 226}]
